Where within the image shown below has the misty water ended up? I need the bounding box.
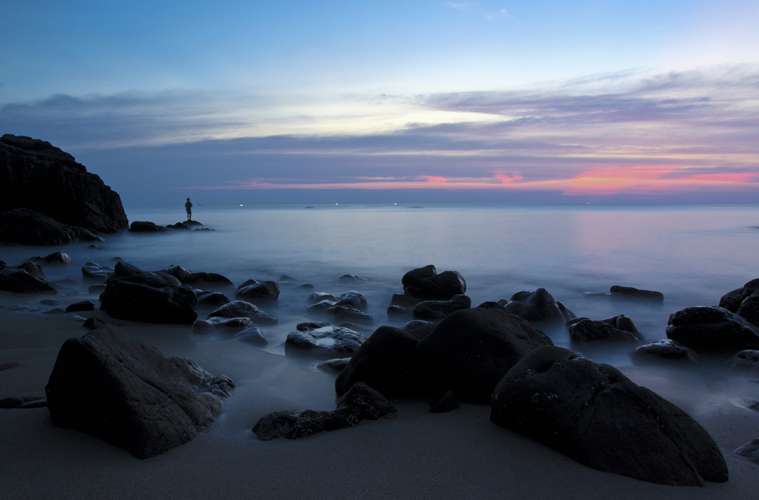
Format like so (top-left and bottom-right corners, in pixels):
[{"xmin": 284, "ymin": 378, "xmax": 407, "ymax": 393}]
[{"xmin": 2, "ymin": 203, "xmax": 759, "ymax": 372}]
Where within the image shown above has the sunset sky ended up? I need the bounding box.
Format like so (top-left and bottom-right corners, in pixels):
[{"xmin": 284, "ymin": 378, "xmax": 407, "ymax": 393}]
[{"xmin": 2, "ymin": 0, "xmax": 758, "ymax": 206}]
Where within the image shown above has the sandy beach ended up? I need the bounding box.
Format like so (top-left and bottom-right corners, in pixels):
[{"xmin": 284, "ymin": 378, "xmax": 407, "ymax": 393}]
[{"xmin": 1, "ymin": 305, "xmax": 758, "ymax": 500}]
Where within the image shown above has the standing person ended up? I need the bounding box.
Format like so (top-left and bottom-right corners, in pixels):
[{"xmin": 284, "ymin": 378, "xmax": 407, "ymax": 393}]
[{"xmin": 185, "ymin": 198, "xmax": 193, "ymax": 221}]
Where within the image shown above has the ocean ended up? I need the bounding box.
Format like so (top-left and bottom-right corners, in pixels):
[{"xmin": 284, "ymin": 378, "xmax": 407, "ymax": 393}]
[{"xmin": 2, "ymin": 203, "xmax": 759, "ymax": 366}]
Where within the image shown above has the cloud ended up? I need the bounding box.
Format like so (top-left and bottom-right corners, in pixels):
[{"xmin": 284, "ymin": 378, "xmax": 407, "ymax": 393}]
[{"xmin": 446, "ymin": 2, "xmax": 471, "ymax": 11}]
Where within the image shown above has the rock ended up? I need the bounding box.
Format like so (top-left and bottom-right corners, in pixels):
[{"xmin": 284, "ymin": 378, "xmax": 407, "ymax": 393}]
[
  {"xmin": 166, "ymin": 222, "xmax": 190, "ymax": 230},
  {"xmin": 308, "ymin": 292, "xmax": 339, "ymax": 304},
  {"xmin": 412, "ymin": 294, "xmax": 471, "ymax": 321},
  {"xmin": 129, "ymin": 221, "xmax": 167, "ymax": 233},
  {"xmin": 429, "ymin": 390, "xmax": 459, "ymax": 413},
  {"xmin": 317, "ymin": 358, "xmax": 350, "ymax": 373},
  {"xmin": 502, "ymin": 288, "xmax": 574, "ymax": 326},
  {"xmin": 99, "ymin": 261, "xmax": 197, "ymax": 325},
  {"xmin": 0, "ymin": 396, "xmax": 47, "ymax": 409},
  {"xmin": 0, "ymin": 267, "xmax": 57, "ymax": 294},
  {"xmin": 181, "ymin": 272, "xmax": 234, "ymax": 288},
  {"xmin": 31, "ymin": 252, "xmax": 73, "ymax": 266},
  {"xmin": 334, "ymin": 291, "xmax": 368, "ymax": 311},
  {"xmin": 737, "ymin": 292, "xmax": 759, "ymax": 328},
  {"xmin": 327, "ymin": 305, "xmax": 374, "ymax": 326},
  {"xmin": 335, "ymin": 326, "xmax": 420, "ymax": 397},
  {"xmin": 236, "ymin": 280, "xmax": 280, "ymax": 303},
  {"xmin": 0, "ymin": 361, "xmax": 23, "ymax": 371},
  {"xmin": 400, "ymin": 320, "xmax": 436, "ymax": 340},
  {"xmin": 666, "ymin": 306, "xmax": 759, "ymax": 352},
  {"xmin": 196, "ymin": 291, "xmax": 231, "ymax": 308},
  {"xmin": 294, "ymin": 283, "xmax": 315, "ymax": 291},
  {"xmin": 0, "ymin": 135, "xmax": 128, "ymax": 234},
  {"xmin": 81, "ymin": 262, "xmax": 113, "ymax": 283},
  {"xmin": 413, "ymin": 308, "xmax": 553, "ymax": 403},
  {"xmin": 166, "ymin": 265, "xmax": 192, "ymax": 281},
  {"xmin": 338, "ymin": 274, "xmax": 366, "ymax": 283},
  {"xmin": 232, "ymin": 327, "xmax": 267, "ymax": 346},
  {"xmin": 169, "ymin": 357, "xmax": 235, "ymax": 399},
  {"xmin": 204, "ymin": 316, "xmax": 255, "ymax": 333},
  {"xmin": 632, "ymin": 339, "xmax": 699, "ymax": 364},
  {"xmin": 402, "ymin": 265, "xmax": 466, "ymax": 301},
  {"xmin": 0, "ymin": 208, "xmax": 104, "ymax": 245},
  {"xmin": 207, "ymin": 300, "xmax": 278, "ymax": 326},
  {"xmin": 252, "ymin": 382, "xmax": 396, "ymax": 441},
  {"xmin": 83, "ymin": 317, "xmax": 109, "ymax": 330},
  {"xmin": 387, "ymin": 304, "xmax": 413, "ymax": 319},
  {"xmin": 734, "ymin": 438, "xmax": 759, "ymax": 463},
  {"xmin": 18, "ymin": 261, "xmax": 46, "ymax": 279},
  {"xmin": 491, "ymin": 345, "xmax": 728, "ymax": 486},
  {"xmin": 567, "ymin": 316, "xmax": 643, "ymax": 343},
  {"xmin": 610, "ymin": 285, "xmax": 664, "ymax": 303},
  {"xmin": 719, "ymin": 279, "xmax": 759, "ymax": 313},
  {"xmin": 285, "ymin": 323, "xmax": 366, "ymax": 358},
  {"xmin": 45, "ymin": 325, "xmax": 230, "ymax": 458},
  {"xmin": 66, "ymin": 301, "xmax": 95, "ymax": 313},
  {"xmin": 192, "ymin": 320, "xmax": 214, "ymax": 333},
  {"xmin": 725, "ymin": 350, "xmax": 759, "ymax": 375}
]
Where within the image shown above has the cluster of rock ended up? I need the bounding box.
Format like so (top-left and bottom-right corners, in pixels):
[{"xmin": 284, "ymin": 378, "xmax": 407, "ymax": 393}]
[
  {"xmin": 0, "ymin": 135, "xmax": 128, "ymax": 245},
  {"xmin": 130, "ymin": 220, "xmax": 205, "ymax": 232}
]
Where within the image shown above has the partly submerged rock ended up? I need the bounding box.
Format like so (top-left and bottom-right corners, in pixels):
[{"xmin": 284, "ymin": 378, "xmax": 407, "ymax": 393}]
[
  {"xmin": 491, "ymin": 345, "xmax": 728, "ymax": 486},
  {"xmin": 502, "ymin": 288, "xmax": 574, "ymax": 326},
  {"xmin": 286, "ymin": 323, "xmax": 366, "ymax": 358},
  {"xmin": 413, "ymin": 294, "xmax": 471, "ymax": 321},
  {"xmin": 0, "ymin": 266, "xmax": 57, "ymax": 294},
  {"xmin": 610, "ymin": 285, "xmax": 663, "ymax": 303},
  {"xmin": 207, "ymin": 300, "xmax": 277, "ymax": 325},
  {"xmin": 45, "ymin": 325, "xmax": 232, "ymax": 458},
  {"xmin": 402, "ymin": 265, "xmax": 466, "ymax": 301},
  {"xmin": 236, "ymin": 279, "xmax": 280, "ymax": 304},
  {"xmin": 666, "ymin": 306, "xmax": 759, "ymax": 352},
  {"xmin": 567, "ymin": 316, "xmax": 643, "ymax": 343},
  {"xmin": 632, "ymin": 339, "xmax": 699, "ymax": 364}
]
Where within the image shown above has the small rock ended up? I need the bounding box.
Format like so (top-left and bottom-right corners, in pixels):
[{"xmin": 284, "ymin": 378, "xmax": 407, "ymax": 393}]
[
  {"xmin": 429, "ymin": 390, "xmax": 459, "ymax": 413},
  {"xmin": 610, "ymin": 285, "xmax": 663, "ymax": 303},
  {"xmin": 66, "ymin": 301, "xmax": 95, "ymax": 313}
]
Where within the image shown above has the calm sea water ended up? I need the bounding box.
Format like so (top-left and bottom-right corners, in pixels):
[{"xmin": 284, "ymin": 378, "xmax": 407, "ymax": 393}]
[{"xmin": 2, "ymin": 204, "xmax": 759, "ymax": 363}]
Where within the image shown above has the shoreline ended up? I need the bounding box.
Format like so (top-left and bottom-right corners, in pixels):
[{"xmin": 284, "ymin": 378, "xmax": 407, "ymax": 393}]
[{"xmin": 2, "ymin": 308, "xmax": 759, "ymax": 499}]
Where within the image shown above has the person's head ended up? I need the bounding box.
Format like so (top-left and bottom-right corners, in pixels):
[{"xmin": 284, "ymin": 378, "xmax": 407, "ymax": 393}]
[{"xmin": 187, "ymin": 198, "xmax": 190, "ymax": 201}]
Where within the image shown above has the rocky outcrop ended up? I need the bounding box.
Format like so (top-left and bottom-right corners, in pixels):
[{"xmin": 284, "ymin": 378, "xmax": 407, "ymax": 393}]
[
  {"xmin": 207, "ymin": 300, "xmax": 278, "ymax": 326},
  {"xmin": 0, "ymin": 208, "xmax": 103, "ymax": 246},
  {"xmin": 236, "ymin": 279, "xmax": 280, "ymax": 303},
  {"xmin": 567, "ymin": 315, "xmax": 643, "ymax": 343},
  {"xmin": 402, "ymin": 265, "xmax": 466, "ymax": 301},
  {"xmin": 491, "ymin": 346, "xmax": 728, "ymax": 486},
  {"xmin": 99, "ymin": 262, "xmax": 197, "ymax": 324},
  {"xmin": 502, "ymin": 288, "xmax": 575, "ymax": 326},
  {"xmin": 0, "ymin": 265, "xmax": 57, "ymax": 294},
  {"xmin": 412, "ymin": 294, "xmax": 471, "ymax": 321},
  {"xmin": 46, "ymin": 325, "xmax": 233, "ymax": 458},
  {"xmin": 666, "ymin": 306, "xmax": 759, "ymax": 352},
  {"xmin": 252, "ymin": 382, "xmax": 396, "ymax": 441},
  {"xmin": 0, "ymin": 135, "xmax": 128, "ymax": 237},
  {"xmin": 285, "ymin": 322, "xmax": 366, "ymax": 357},
  {"xmin": 129, "ymin": 221, "xmax": 167, "ymax": 233}
]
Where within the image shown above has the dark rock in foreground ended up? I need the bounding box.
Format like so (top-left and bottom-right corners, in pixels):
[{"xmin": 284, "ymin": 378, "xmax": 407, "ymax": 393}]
[
  {"xmin": 0, "ymin": 134, "xmax": 128, "ymax": 234},
  {"xmin": 491, "ymin": 345, "xmax": 728, "ymax": 486},
  {"xmin": 413, "ymin": 294, "xmax": 471, "ymax": 321},
  {"xmin": 666, "ymin": 306, "xmax": 759, "ymax": 352},
  {"xmin": 402, "ymin": 265, "xmax": 466, "ymax": 301},
  {"xmin": 252, "ymin": 382, "xmax": 396, "ymax": 441},
  {"xmin": 99, "ymin": 261, "xmax": 197, "ymax": 324},
  {"xmin": 0, "ymin": 266, "xmax": 57, "ymax": 294},
  {"xmin": 46, "ymin": 325, "xmax": 232, "ymax": 458},
  {"xmin": 414, "ymin": 307, "xmax": 553, "ymax": 403}
]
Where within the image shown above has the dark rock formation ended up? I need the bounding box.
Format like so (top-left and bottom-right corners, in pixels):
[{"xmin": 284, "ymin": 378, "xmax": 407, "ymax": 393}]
[
  {"xmin": 252, "ymin": 382, "xmax": 396, "ymax": 441},
  {"xmin": 502, "ymin": 288, "xmax": 574, "ymax": 326},
  {"xmin": 45, "ymin": 325, "xmax": 232, "ymax": 458},
  {"xmin": 335, "ymin": 326, "xmax": 420, "ymax": 397},
  {"xmin": 207, "ymin": 300, "xmax": 277, "ymax": 326},
  {"xmin": 317, "ymin": 358, "xmax": 350, "ymax": 373},
  {"xmin": 232, "ymin": 327, "xmax": 267, "ymax": 346},
  {"xmin": 66, "ymin": 301, "xmax": 95, "ymax": 313},
  {"xmin": 412, "ymin": 294, "xmax": 471, "ymax": 321},
  {"xmin": 285, "ymin": 322, "xmax": 366, "ymax": 358},
  {"xmin": 734, "ymin": 438, "xmax": 759, "ymax": 463},
  {"xmin": 632, "ymin": 339, "xmax": 699, "ymax": 364},
  {"xmin": 414, "ymin": 307, "xmax": 553, "ymax": 403},
  {"xmin": 129, "ymin": 221, "xmax": 167, "ymax": 233},
  {"xmin": 402, "ymin": 265, "xmax": 466, "ymax": 301},
  {"xmin": 0, "ymin": 396, "xmax": 47, "ymax": 409},
  {"xmin": 0, "ymin": 266, "xmax": 57, "ymax": 294},
  {"xmin": 236, "ymin": 279, "xmax": 280, "ymax": 303},
  {"xmin": 99, "ymin": 262, "xmax": 197, "ymax": 324},
  {"xmin": 181, "ymin": 272, "xmax": 234, "ymax": 288},
  {"xmin": 719, "ymin": 279, "xmax": 759, "ymax": 313},
  {"xmin": 429, "ymin": 390, "xmax": 459, "ymax": 413},
  {"xmin": 491, "ymin": 346, "xmax": 728, "ymax": 486},
  {"xmin": 0, "ymin": 135, "xmax": 128, "ymax": 236},
  {"xmin": 0, "ymin": 208, "xmax": 104, "ymax": 245},
  {"xmin": 31, "ymin": 252, "xmax": 73, "ymax": 266},
  {"xmin": 567, "ymin": 315, "xmax": 643, "ymax": 343},
  {"xmin": 400, "ymin": 319, "xmax": 435, "ymax": 340},
  {"xmin": 610, "ymin": 285, "xmax": 664, "ymax": 303},
  {"xmin": 196, "ymin": 291, "xmax": 231, "ymax": 308},
  {"xmin": 666, "ymin": 306, "xmax": 759, "ymax": 352},
  {"xmin": 81, "ymin": 262, "xmax": 113, "ymax": 283}
]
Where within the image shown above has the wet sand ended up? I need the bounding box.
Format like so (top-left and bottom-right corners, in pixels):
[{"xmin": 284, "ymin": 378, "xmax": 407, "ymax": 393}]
[{"xmin": 1, "ymin": 307, "xmax": 759, "ymax": 499}]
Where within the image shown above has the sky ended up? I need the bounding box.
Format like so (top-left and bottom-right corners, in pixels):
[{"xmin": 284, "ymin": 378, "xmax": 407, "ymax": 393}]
[{"xmin": 1, "ymin": 0, "xmax": 759, "ymax": 206}]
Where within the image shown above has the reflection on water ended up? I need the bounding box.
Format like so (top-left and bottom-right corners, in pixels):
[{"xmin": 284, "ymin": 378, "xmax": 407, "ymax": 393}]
[{"xmin": 1, "ymin": 204, "xmax": 758, "ymax": 370}]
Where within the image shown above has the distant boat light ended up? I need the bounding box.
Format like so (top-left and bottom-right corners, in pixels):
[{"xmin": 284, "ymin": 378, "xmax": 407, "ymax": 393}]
[{"xmin": 240, "ymin": 204, "xmax": 243, "ymax": 207}]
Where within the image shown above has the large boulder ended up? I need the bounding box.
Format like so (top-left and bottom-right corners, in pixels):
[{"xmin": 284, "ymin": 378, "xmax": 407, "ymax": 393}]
[
  {"xmin": 99, "ymin": 262, "xmax": 197, "ymax": 324},
  {"xmin": 335, "ymin": 326, "xmax": 420, "ymax": 397},
  {"xmin": 491, "ymin": 346, "xmax": 728, "ymax": 486},
  {"xmin": 402, "ymin": 265, "xmax": 466, "ymax": 301},
  {"xmin": 502, "ymin": 288, "xmax": 575, "ymax": 326},
  {"xmin": 719, "ymin": 278, "xmax": 759, "ymax": 313},
  {"xmin": 567, "ymin": 315, "xmax": 643, "ymax": 343},
  {"xmin": 0, "ymin": 208, "xmax": 103, "ymax": 246},
  {"xmin": 413, "ymin": 307, "xmax": 553, "ymax": 403},
  {"xmin": 236, "ymin": 279, "xmax": 280, "ymax": 303},
  {"xmin": 45, "ymin": 325, "xmax": 232, "ymax": 458},
  {"xmin": 0, "ymin": 135, "xmax": 128, "ymax": 234},
  {"xmin": 0, "ymin": 266, "xmax": 57, "ymax": 294},
  {"xmin": 666, "ymin": 306, "xmax": 759, "ymax": 352}
]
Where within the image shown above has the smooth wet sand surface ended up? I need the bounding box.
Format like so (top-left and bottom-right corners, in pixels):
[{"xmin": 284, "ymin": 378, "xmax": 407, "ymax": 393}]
[{"xmin": 2, "ymin": 308, "xmax": 759, "ymax": 500}]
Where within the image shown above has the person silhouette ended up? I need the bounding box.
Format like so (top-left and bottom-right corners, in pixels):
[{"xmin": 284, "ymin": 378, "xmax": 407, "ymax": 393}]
[{"xmin": 185, "ymin": 198, "xmax": 193, "ymax": 221}]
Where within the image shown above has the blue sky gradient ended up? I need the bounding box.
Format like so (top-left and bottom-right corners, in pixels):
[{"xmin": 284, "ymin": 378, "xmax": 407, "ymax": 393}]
[{"xmin": 2, "ymin": 1, "xmax": 758, "ymax": 206}]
